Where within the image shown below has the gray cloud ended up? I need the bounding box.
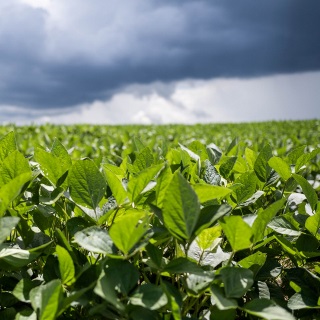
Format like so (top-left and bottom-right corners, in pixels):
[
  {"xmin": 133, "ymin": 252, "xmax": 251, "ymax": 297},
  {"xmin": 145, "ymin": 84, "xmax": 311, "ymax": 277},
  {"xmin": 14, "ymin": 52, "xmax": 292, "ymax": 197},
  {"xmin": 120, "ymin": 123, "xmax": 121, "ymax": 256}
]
[{"xmin": 0, "ymin": 0, "xmax": 319, "ymax": 111}]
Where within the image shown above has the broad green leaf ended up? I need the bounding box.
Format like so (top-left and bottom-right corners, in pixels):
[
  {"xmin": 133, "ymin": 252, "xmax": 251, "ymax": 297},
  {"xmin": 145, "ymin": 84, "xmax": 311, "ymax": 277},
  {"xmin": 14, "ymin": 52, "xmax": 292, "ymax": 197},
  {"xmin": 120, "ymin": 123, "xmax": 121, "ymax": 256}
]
[
  {"xmin": 238, "ymin": 251, "xmax": 267, "ymax": 277},
  {"xmin": 293, "ymin": 173, "xmax": 318, "ymax": 211},
  {"xmin": 219, "ymin": 156, "xmax": 237, "ymax": 178},
  {"xmin": 192, "ymin": 184, "xmax": 232, "ymax": 204},
  {"xmin": 131, "ymin": 147, "xmax": 154, "ymax": 173},
  {"xmin": 68, "ymin": 159, "xmax": 106, "ymax": 210},
  {"xmin": 252, "ymin": 198, "xmax": 286, "ymax": 243},
  {"xmin": 13, "ymin": 278, "xmax": 41, "ymax": 303},
  {"xmin": 305, "ymin": 208, "xmax": 320, "ymax": 239},
  {"xmin": 156, "ymin": 166, "xmax": 173, "ymax": 208},
  {"xmin": 210, "ymin": 284, "xmax": 238, "ymax": 310},
  {"xmin": 34, "ymin": 147, "xmax": 69, "ymax": 187},
  {"xmin": 0, "ymin": 244, "xmax": 40, "ymax": 268},
  {"xmin": 0, "ymin": 150, "xmax": 31, "ymax": 187},
  {"xmin": 220, "ymin": 267, "xmax": 254, "ymax": 298},
  {"xmin": 244, "ymin": 147, "xmax": 257, "ymax": 169},
  {"xmin": 185, "ymin": 272, "xmax": 214, "ymax": 295},
  {"xmin": 268, "ymin": 216, "xmax": 301, "ymax": 236},
  {"xmin": 74, "ymin": 226, "xmax": 115, "ymax": 254},
  {"xmin": 295, "ymin": 148, "xmax": 320, "ymax": 172},
  {"xmin": 196, "ymin": 225, "xmax": 222, "ymax": 250},
  {"xmin": 103, "ymin": 164, "xmax": 127, "ymax": 205},
  {"xmin": 29, "ymin": 279, "xmax": 62, "ymax": 320},
  {"xmin": 243, "ymin": 298, "xmax": 295, "ymax": 320},
  {"xmin": 254, "ymin": 144, "xmax": 273, "ymax": 182},
  {"xmin": 94, "ymin": 270, "xmax": 125, "ymax": 311},
  {"xmin": 0, "ymin": 216, "xmax": 20, "ymax": 244},
  {"xmin": 220, "ymin": 216, "xmax": 252, "ymax": 252},
  {"xmin": 162, "ymin": 171, "xmax": 200, "ymax": 241},
  {"xmin": 104, "ymin": 259, "xmax": 139, "ymax": 295},
  {"xmin": 56, "ymin": 245, "xmax": 75, "ymax": 286},
  {"xmin": 0, "ymin": 131, "xmax": 17, "ymax": 162},
  {"xmin": 50, "ymin": 139, "xmax": 72, "ymax": 173},
  {"xmin": 109, "ymin": 209, "xmax": 148, "ymax": 255},
  {"xmin": 0, "ymin": 172, "xmax": 32, "ymax": 217},
  {"xmin": 288, "ymin": 292, "xmax": 320, "ymax": 310},
  {"xmin": 287, "ymin": 145, "xmax": 306, "ymax": 164},
  {"xmin": 130, "ymin": 284, "xmax": 168, "ymax": 310},
  {"xmin": 233, "ymin": 171, "xmax": 257, "ymax": 204},
  {"xmin": 128, "ymin": 163, "xmax": 163, "ymax": 203},
  {"xmin": 268, "ymin": 156, "xmax": 291, "ymax": 181},
  {"xmin": 163, "ymin": 257, "xmax": 205, "ymax": 276}
]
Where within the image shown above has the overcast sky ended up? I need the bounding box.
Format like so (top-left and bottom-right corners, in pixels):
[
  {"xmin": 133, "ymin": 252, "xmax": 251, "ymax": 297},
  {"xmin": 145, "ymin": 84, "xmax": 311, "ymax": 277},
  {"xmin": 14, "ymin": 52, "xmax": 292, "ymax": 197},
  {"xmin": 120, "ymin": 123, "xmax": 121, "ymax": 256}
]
[{"xmin": 0, "ymin": 0, "xmax": 320, "ymax": 124}]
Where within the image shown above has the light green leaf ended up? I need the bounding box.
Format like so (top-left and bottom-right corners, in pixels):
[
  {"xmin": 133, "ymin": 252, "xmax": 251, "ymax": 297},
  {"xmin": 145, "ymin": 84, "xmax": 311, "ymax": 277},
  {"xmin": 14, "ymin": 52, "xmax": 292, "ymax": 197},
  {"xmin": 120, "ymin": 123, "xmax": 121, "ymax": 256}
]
[
  {"xmin": 130, "ymin": 284, "xmax": 168, "ymax": 310},
  {"xmin": 196, "ymin": 225, "xmax": 222, "ymax": 250},
  {"xmin": 252, "ymin": 198, "xmax": 286, "ymax": 243},
  {"xmin": 0, "ymin": 131, "xmax": 17, "ymax": 162},
  {"xmin": 233, "ymin": 171, "xmax": 257, "ymax": 204},
  {"xmin": 0, "ymin": 150, "xmax": 31, "ymax": 187},
  {"xmin": 192, "ymin": 184, "xmax": 232, "ymax": 204},
  {"xmin": 305, "ymin": 208, "xmax": 320, "ymax": 239},
  {"xmin": 68, "ymin": 159, "xmax": 106, "ymax": 210},
  {"xmin": 293, "ymin": 173, "xmax": 318, "ymax": 211},
  {"xmin": 243, "ymin": 298, "xmax": 295, "ymax": 320},
  {"xmin": 238, "ymin": 251, "xmax": 267, "ymax": 277},
  {"xmin": 220, "ymin": 216, "xmax": 252, "ymax": 252},
  {"xmin": 109, "ymin": 209, "xmax": 148, "ymax": 255},
  {"xmin": 162, "ymin": 171, "xmax": 201, "ymax": 241},
  {"xmin": 103, "ymin": 164, "xmax": 127, "ymax": 205},
  {"xmin": 13, "ymin": 278, "xmax": 41, "ymax": 303},
  {"xmin": 29, "ymin": 279, "xmax": 62, "ymax": 320},
  {"xmin": 128, "ymin": 163, "xmax": 163, "ymax": 203},
  {"xmin": 0, "ymin": 172, "xmax": 32, "ymax": 217},
  {"xmin": 268, "ymin": 156, "xmax": 292, "ymax": 181},
  {"xmin": 295, "ymin": 148, "xmax": 320, "ymax": 172},
  {"xmin": 220, "ymin": 267, "xmax": 254, "ymax": 298},
  {"xmin": 56, "ymin": 245, "xmax": 75, "ymax": 286},
  {"xmin": 74, "ymin": 226, "xmax": 115, "ymax": 254},
  {"xmin": 254, "ymin": 144, "xmax": 273, "ymax": 182},
  {"xmin": 0, "ymin": 216, "xmax": 20, "ymax": 244}
]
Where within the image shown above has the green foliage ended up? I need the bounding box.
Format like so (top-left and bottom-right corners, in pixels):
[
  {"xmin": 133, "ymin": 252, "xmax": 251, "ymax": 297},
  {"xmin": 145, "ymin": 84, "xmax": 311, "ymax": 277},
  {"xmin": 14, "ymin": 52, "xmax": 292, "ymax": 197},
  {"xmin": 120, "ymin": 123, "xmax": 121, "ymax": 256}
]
[{"xmin": 0, "ymin": 121, "xmax": 319, "ymax": 319}]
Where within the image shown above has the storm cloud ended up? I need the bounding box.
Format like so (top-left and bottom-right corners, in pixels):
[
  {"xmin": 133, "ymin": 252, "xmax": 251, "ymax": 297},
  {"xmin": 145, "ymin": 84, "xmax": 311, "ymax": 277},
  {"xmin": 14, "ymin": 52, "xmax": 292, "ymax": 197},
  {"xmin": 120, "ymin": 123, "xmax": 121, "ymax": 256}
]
[{"xmin": 1, "ymin": 0, "xmax": 320, "ymax": 112}]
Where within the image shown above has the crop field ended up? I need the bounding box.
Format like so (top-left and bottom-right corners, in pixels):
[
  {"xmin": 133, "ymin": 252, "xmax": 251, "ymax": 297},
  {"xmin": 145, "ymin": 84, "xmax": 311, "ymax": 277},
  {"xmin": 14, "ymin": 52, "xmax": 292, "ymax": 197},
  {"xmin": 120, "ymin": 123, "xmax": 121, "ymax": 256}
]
[{"xmin": 0, "ymin": 120, "xmax": 319, "ymax": 319}]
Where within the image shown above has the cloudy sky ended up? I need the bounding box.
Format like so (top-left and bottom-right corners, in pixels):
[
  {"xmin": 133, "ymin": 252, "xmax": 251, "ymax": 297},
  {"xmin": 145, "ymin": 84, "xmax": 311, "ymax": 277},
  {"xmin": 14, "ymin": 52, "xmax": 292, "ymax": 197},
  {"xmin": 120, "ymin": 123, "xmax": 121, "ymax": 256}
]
[{"xmin": 1, "ymin": 0, "xmax": 320, "ymax": 125}]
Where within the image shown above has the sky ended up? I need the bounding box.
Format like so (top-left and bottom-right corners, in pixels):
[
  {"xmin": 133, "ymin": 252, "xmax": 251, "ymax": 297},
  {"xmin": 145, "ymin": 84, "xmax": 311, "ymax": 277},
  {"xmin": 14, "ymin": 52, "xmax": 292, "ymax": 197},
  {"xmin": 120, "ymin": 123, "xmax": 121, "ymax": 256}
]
[{"xmin": 0, "ymin": 0, "xmax": 320, "ymax": 125}]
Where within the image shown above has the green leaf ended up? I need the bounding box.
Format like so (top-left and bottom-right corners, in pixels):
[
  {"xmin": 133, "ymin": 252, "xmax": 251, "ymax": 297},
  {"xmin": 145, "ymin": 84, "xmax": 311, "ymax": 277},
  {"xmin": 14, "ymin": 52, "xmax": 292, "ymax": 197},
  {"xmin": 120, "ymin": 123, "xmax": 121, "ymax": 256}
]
[
  {"xmin": 192, "ymin": 184, "xmax": 232, "ymax": 204},
  {"xmin": 305, "ymin": 208, "xmax": 320, "ymax": 239},
  {"xmin": 34, "ymin": 147, "xmax": 69, "ymax": 187},
  {"xmin": 268, "ymin": 156, "xmax": 292, "ymax": 181},
  {"xmin": 210, "ymin": 284, "xmax": 238, "ymax": 310},
  {"xmin": 163, "ymin": 257, "xmax": 205, "ymax": 276},
  {"xmin": 243, "ymin": 298, "xmax": 295, "ymax": 320},
  {"xmin": 155, "ymin": 166, "xmax": 173, "ymax": 208},
  {"xmin": 56, "ymin": 245, "xmax": 75, "ymax": 286},
  {"xmin": 220, "ymin": 267, "xmax": 254, "ymax": 298},
  {"xmin": 130, "ymin": 284, "xmax": 168, "ymax": 310},
  {"xmin": 0, "ymin": 131, "xmax": 17, "ymax": 162},
  {"xmin": 254, "ymin": 144, "xmax": 273, "ymax": 182},
  {"xmin": 13, "ymin": 278, "xmax": 41, "ymax": 303},
  {"xmin": 0, "ymin": 244, "xmax": 40, "ymax": 268},
  {"xmin": 293, "ymin": 173, "xmax": 318, "ymax": 211},
  {"xmin": 109, "ymin": 209, "xmax": 149, "ymax": 255},
  {"xmin": 103, "ymin": 164, "xmax": 127, "ymax": 205},
  {"xmin": 252, "ymin": 198, "xmax": 286, "ymax": 243},
  {"xmin": 288, "ymin": 292, "xmax": 320, "ymax": 310},
  {"xmin": 0, "ymin": 150, "xmax": 31, "ymax": 187},
  {"xmin": 295, "ymin": 148, "xmax": 320, "ymax": 172},
  {"xmin": 0, "ymin": 172, "xmax": 32, "ymax": 217},
  {"xmin": 238, "ymin": 251, "xmax": 267, "ymax": 277},
  {"xmin": 197, "ymin": 225, "xmax": 222, "ymax": 250},
  {"xmin": 233, "ymin": 171, "xmax": 257, "ymax": 204},
  {"xmin": 73, "ymin": 226, "xmax": 115, "ymax": 254},
  {"xmin": 268, "ymin": 216, "xmax": 301, "ymax": 236},
  {"xmin": 128, "ymin": 163, "xmax": 163, "ymax": 203},
  {"xmin": 220, "ymin": 216, "xmax": 252, "ymax": 252},
  {"xmin": 162, "ymin": 171, "xmax": 201, "ymax": 241},
  {"xmin": 29, "ymin": 279, "xmax": 62, "ymax": 320},
  {"xmin": 68, "ymin": 159, "xmax": 106, "ymax": 210},
  {"xmin": 0, "ymin": 216, "xmax": 20, "ymax": 244},
  {"xmin": 50, "ymin": 139, "xmax": 72, "ymax": 175},
  {"xmin": 219, "ymin": 156, "xmax": 237, "ymax": 178}
]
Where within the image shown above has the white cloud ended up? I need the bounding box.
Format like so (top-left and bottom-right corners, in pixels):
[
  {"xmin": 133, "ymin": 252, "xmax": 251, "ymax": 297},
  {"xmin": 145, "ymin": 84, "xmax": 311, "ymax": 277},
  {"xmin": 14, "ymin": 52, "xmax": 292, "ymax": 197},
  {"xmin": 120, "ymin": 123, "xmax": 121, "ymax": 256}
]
[{"xmin": 2, "ymin": 71, "xmax": 319, "ymax": 125}]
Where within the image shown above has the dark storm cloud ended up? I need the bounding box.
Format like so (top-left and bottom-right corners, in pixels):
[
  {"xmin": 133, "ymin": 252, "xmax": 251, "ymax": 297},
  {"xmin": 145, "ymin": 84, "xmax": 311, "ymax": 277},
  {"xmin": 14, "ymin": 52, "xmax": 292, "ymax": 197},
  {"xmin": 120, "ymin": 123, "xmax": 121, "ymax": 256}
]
[{"xmin": 0, "ymin": 0, "xmax": 319, "ymax": 110}]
